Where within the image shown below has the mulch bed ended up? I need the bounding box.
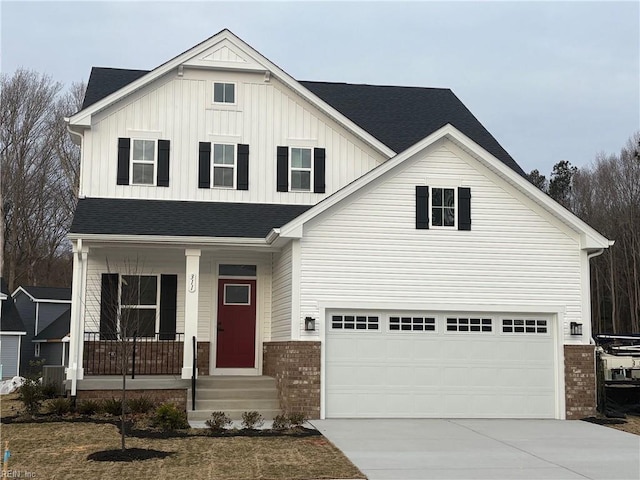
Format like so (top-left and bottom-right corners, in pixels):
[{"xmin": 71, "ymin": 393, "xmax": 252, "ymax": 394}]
[
  {"xmin": 582, "ymin": 416, "xmax": 627, "ymax": 426},
  {"xmin": 1, "ymin": 413, "xmax": 320, "ymax": 439},
  {"xmin": 88, "ymin": 448, "xmax": 174, "ymax": 462}
]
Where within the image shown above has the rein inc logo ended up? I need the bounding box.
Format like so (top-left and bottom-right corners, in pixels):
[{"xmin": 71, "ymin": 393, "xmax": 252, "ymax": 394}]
[{"xmin": 1, "ymin": 441, "xmax": 36, "ymax": 478}]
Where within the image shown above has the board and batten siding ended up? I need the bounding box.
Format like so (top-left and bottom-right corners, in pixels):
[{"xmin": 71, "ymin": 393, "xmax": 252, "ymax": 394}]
[
  {"xmin": 271, "ymin": 243, "xmax": 293, "ymax": 341},
  {"xmin": 81, "ymin": 69, "xmax": 384, "ymax": 203},
  {"xmin": 298, "ymin": 141, "xmax": 584, "ymax": 343}
]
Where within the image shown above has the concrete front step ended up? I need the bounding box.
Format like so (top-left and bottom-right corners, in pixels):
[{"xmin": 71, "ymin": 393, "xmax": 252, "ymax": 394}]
[
  {"xmin": 188, "ymin": 408, "xmax": 281, "ymax": 422},
  {"xmin": 187, "ymin": 375, "xmax": 280, "ymax": 422}
]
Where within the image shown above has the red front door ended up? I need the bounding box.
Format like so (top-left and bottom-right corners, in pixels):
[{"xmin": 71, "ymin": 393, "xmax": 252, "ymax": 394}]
[{"xmin": 216, "ymin": 279, "xmax": 257, "ymax": 368}]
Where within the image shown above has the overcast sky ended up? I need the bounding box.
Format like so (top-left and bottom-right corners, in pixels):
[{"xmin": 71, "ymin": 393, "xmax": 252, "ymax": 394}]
[{"xmin": 2, "ymin": 1, "xmax": 638, "ymax": 174}]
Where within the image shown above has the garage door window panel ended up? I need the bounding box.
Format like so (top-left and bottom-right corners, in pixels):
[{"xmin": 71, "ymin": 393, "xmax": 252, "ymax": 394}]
[
  {"xmin": 331, "ymin": 315, "xmax": 379, "ymax": 330},
  {"xmin": 502, "ymin": 319, "xmax": 548, "ymax": 334},
  {"xmin": 389, "ymin": 316, "xmax": 436, "ymax": 332},
  {"xmin": 446, "ymin": 317, "xmax": 492, "ymax": 333}
]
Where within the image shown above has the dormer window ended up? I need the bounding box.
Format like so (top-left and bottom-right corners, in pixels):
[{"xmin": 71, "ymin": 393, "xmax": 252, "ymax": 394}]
[
  {"xmin": 131, "ymin": 139, "xmax": 156, "ymax": 185},
  {"xmin": 213, "ymin": 82, "xmax": 235, "ymax": 104}
]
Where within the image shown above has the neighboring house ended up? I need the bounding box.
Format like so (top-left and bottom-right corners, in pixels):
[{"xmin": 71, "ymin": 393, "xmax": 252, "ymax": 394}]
[
  {"xmin": 65, "ymin": 29, "xmax": 611, "ymax": 420},
  {"xmin": 32, "ymin": 310, "xmax": 71, "ymax": 367},
  {"xmin": 0, "ymin": 278, "xmax": 27, "ymax": 379},
  {"xmin": 12, "ymin": 286, "xmax": 71, "ymax": 374}
]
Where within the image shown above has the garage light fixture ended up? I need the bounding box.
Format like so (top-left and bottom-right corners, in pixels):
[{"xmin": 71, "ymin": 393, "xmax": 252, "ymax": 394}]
[
  {"xmin": 570, "ymin": 322, "xmax": 583, "ymax": 336},
  {"xmin": 304, "ymin": 316, "xmax": 316, "ymax": 332}
]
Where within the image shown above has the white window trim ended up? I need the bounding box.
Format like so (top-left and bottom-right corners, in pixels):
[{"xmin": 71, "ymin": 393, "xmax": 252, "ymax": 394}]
[
  {"xmin": 213, "ymin": 82, "xmax": 237, "ymax": 105},
  {"xmin": 130, "ymin": 138, "xmax": 157, "ymax": 186},
  {"xmin": 223, "ymin": 283, "xmax": 251, "ymax": 305},
  {"xmin": 211, "ymin": 143, "xmax": 237, "ymax": 189},
  {"xmin": 430, "ymin": 186, "xmax": 457, "ymax": 229},
  {"xmin": 119, "ymin": 274, "xmax": 160, "ymax": 337},
  {"xmin": 289, "ymin": 146, "xmax": 313, "ymax": 192}
]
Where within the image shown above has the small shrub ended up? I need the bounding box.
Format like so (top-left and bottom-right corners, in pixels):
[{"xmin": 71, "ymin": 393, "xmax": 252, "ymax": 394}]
[
  {"xmin": 46, "ymin": 397, "xmax": 72, "ymax": 415},
  {"xmin": 127, "ymin": 396, "xmax": 155, "ymax": 414},
  {"xmin": 271, "ymin": 413, "xmax": 291, "ymax": 431},
  {"xmin": 77, "ymin": 399, "xmax": 103, "ymax": 415},
  {"xmin": 41, "ymin": 382, "xmax": 60, "ymax": 399},
  {"xmin": 241, "ymin": 411, "xmax": 264, "ymax": 429},
  {"xmin": 153, "ymin": 403, "xmax": 189, "ymax": 430},
  {"xmin": 288, "ymin": 412, "xmax": 307, "ymax": 427},
  {"xmin": 17, "ymin": 378, "xmax": 44, "ymax": 416},
  {"xmin": 205, "ymin": 411, "xmax": 232, "ymax": 432},
  {"xmin": 103, "ymin": 398, "xmax": 124, "ymax": 416}
]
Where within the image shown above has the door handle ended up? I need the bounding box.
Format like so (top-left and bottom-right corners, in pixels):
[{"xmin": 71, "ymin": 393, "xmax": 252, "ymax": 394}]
[{"xmin": 217, "ymin": 323, "xmax": 224, "ymax": 332}]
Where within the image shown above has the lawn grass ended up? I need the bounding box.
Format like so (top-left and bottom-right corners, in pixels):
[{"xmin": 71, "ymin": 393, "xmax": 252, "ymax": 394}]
[{"xmin": 0, "ymin": 394, "xmax": 364, "ymax": 479}]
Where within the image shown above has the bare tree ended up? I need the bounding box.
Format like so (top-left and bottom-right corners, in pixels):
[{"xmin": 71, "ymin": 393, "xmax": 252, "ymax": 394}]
[
  {"xmin": 0, "ymin": 69, "xmax": 85, "ymax": 290},
  {"xmin": 95, "ymin": 257, "xmax": 158, "ymax": 452}
]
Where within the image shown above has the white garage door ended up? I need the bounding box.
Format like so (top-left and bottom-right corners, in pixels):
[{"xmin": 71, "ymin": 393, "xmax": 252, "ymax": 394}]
[{"xmin": 326, "ymin": 312, "xmax": 557, "ymax": 418}]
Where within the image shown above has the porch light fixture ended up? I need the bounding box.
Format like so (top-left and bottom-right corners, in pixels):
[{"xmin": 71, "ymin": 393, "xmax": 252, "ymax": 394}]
[
  {"xmin": 570, "ymin": 322, "xmax": 583, "ymax": 336},
  {"xmin": 304, "ymin": 316, "xmax": 316, "ymax": 332}
]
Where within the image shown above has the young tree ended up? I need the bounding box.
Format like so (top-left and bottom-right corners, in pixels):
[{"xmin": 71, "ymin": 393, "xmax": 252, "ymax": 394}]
[{"xmin": 98, "ymin": 258, "xmax": 158, "ymax": 451}]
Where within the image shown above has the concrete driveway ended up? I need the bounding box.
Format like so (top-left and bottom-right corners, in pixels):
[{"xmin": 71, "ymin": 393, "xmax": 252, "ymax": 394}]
[{"xmin": 311, "ymin": 419, "xmax": 640, "ymax": 479}]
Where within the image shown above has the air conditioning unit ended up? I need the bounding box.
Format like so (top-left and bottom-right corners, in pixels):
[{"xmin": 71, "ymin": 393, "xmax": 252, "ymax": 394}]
[{"xmin": 42, "ymin": 365, "xmax": 66, "ymax": 396}]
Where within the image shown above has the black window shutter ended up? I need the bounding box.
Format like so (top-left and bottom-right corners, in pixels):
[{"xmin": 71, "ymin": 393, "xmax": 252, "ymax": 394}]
[
  {"xmin": 313, "ymin": 148, "xmax": 326, "ymax": 193},
  {"xmin": 277, "ymin": 146, "xmax": 289, "ymax": 192},
  {"xmin": 458, "ymin": 187, "xmax": 471, "ymax": 230},
  {"xmin": 117, "ymin": 138, "xmax": 130, "ymax": 185},
  {"xmin": 416, "ymin": 186, "xmax": 429, "ymax": 229},
  {"xmin": 159, "ymin": 274, "xmax": 178, "ymax": 340},
  {"xmin": 237, "ymin": 144, "xmax": 249, "ymax": 191},
  {"xmin": 157, "ymin": 139, "xmax": 170, "ymax": 187},
  {"xmin": 100, "ymin": 273, "xmax": 119, "ymax": 340},
  {"xmin": 198, "ymin": 142, "xmax": 211, "ymax": 189}
]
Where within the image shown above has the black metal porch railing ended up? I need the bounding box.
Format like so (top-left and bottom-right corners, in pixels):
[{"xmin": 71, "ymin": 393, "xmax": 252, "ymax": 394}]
[{"xmin": 83, "ymin": 332, "xmax": 185, "ymax": 376}]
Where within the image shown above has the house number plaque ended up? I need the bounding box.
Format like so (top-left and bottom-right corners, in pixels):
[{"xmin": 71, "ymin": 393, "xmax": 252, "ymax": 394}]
[{"xmin": 189, "ymin": 273, "xmax": 197, "ymax": 293}]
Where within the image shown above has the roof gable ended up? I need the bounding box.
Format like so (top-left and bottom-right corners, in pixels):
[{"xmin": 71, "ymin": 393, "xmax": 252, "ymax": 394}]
[
  {"xmin": 0, "ymin": 278, "xmax": 26, "ymax": 333},
  {"xmin": 278, "ymin": 124, "xmax": 610, "ymax": 250},
  {"xmin": 33, "ymin": 310, "xmax": 70, "ymax": 342}
]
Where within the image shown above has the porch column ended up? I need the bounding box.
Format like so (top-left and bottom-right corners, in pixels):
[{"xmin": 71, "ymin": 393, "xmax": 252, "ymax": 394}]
[
  {"xmin": 182, "ymin": 248, "xmax": 201, "ymax": 379},
  {"xmin": 67, "ymin": 241, "xmax": 88, "ymax": 385}
]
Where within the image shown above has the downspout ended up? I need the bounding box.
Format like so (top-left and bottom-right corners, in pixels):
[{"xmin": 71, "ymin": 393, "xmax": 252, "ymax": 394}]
[{"xmin": 587, "ymin": 245, "xmax": 611, "ymax": 345}]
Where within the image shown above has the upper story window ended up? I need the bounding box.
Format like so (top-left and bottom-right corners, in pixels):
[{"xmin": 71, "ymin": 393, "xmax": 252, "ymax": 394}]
[
  {"xmin": 198, "ymin": 142, "xmax": 249, "ymax": 190},
  {"xmin": 416, "ymin": 186, "xmax": 471, "ymax": 231},
  {"xmin": 431, "ymin": 187, "xmax": 456, "ymax": 227},
  {"xmin": 213, "ymin": 82, "xmax": 235, "ymax": 104},
  {"xmin": 117, "ymin": 137, "xmax": 170, "ymax": 187},
  {"xmin": 213, "ymin": 144, "xmax": 236, "ymax": 188},
  {"xmin": 131, "ymin": 139, "xmax": 156, "ymax": 185},
  {"xmin": 290, "ymin": 147, "xmax": 313, "ymax": 191},
  {"xmin": 276, "ymin": 146, "xmax": 325, "ymax": 193}
]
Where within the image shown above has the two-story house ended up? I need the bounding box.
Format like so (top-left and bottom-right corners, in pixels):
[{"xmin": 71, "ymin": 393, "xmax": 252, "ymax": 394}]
[
  {"xmin": 65, "ymin": 29, "xmax": 611, "ymax": 421},
  {"xmin": 12, "ymin": 286, "xmax": 71, "ymax": 373},
  {"xmin": 1, "ymin": 278, "xmax": 26, "ymax": 379}
]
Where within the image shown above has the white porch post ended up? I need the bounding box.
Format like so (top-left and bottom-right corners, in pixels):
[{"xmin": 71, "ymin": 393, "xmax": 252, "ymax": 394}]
[
  {"xmin": 182, "ymin": 248, "xmax": 201, "ymax": 379},
  {"xmin": 67, "ymin": 241, "xmax": 88, "ymax": 386}
]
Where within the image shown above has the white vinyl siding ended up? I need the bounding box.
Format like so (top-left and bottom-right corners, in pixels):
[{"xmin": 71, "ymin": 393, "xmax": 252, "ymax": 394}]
[
  {"xmin": 271, "ymin": 243, "xmax": 293, "ymax": 341},
  {"xmin": 81, "ymin": 70, "xmax": 384, "ymax": 203},
  {"xmin": 300, "ymin": 141, "xmax": 584, "ymax": 343}
]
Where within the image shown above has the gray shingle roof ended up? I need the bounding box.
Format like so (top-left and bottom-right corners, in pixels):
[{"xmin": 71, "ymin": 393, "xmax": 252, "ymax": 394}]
[
  {"xmin": 70, "ymin": 198, "xmax": 312, "ymax": 238},
  {"xmin": 33, "ymin": 311, "xmax": 70, "ymax": 342},
  {"xmin": 80, "ymin": 68, "xmax": 524, "ymax": 175},
  {"xmin": 21, "ymin": 286, "xmax": 71, "ymax": 301},
  {"xmin": 1, "ymin": 278, "xmax": 26, "ymax": 333}
]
